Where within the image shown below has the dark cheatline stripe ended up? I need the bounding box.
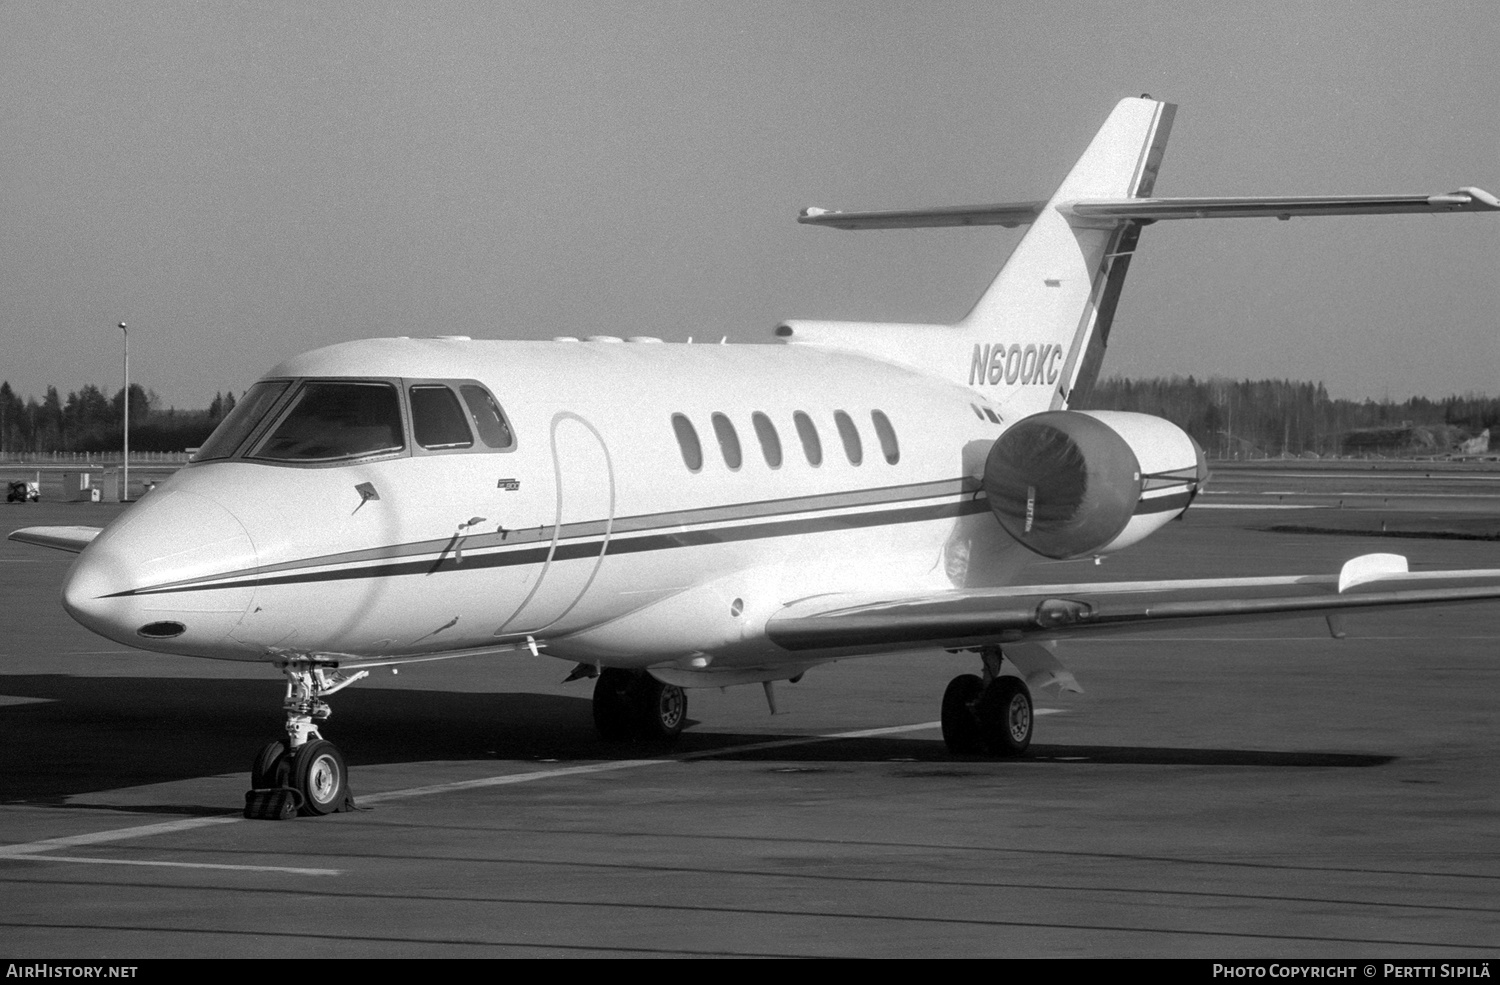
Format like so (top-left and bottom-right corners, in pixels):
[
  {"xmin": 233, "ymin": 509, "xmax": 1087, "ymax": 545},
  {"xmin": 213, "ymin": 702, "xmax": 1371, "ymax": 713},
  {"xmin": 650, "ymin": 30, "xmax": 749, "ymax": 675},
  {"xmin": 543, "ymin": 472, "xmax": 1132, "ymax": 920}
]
[
  {"xmin": 117, "ymin": 475, "xmax": 980, "ymax": 596},
  {"xmin": 119, "ymin": 498, "xmax": 991, "ymax": 596},
  {"xmin": 1134, "ymin": 489, "xmax": 1194, "ymax": 515}
]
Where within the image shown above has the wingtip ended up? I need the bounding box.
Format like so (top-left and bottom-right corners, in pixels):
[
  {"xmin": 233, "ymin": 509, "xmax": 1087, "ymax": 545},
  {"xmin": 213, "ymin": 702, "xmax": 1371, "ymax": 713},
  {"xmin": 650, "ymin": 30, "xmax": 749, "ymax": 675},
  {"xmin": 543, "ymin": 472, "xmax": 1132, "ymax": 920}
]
[{"xmin": 1459, "ymin": 186, "xmax": 1500, "ymax": 209}]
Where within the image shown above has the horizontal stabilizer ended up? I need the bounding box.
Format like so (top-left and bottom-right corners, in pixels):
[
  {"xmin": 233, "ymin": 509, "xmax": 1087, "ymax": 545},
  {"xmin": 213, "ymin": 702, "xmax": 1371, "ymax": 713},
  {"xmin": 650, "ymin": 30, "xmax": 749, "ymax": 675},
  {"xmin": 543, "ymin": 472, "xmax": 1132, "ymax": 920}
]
[
  {"xmin": 800, "ymin": 187, "xmax": 1499, "ymax": 230},
  {"xmin": 799, "ymin": 202, "xmax": 1045, "ymax": 230},
  {"xmin": 1062, "ymin": 187, "xmax": 1500, "ymax": 222},
  {"xmin": 7, "ymin": 526, "xmax": 102, "ymax": 554}
]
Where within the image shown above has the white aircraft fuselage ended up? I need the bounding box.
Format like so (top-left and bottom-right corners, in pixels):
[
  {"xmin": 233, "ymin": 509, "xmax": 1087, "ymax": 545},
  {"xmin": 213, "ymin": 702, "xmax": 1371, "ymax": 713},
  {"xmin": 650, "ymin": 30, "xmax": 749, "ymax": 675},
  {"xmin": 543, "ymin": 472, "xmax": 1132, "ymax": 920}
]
[{"xmin": 62, "ymin": 337, "xmax": 1126, "ymax": 676}]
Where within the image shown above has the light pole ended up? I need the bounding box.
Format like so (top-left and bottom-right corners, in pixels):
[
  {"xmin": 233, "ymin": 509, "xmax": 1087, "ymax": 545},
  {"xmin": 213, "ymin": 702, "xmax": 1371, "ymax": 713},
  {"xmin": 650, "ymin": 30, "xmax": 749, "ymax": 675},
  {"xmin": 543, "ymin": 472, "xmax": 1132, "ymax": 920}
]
[{"xmin": 120, "ymin": 322, "xmax": 129, "ymax": 502}]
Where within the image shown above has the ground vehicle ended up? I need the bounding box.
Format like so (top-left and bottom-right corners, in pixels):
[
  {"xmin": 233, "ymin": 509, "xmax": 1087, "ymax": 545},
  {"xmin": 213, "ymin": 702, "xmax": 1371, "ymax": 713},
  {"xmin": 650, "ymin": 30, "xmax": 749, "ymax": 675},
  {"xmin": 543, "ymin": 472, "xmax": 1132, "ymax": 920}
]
[{"xmin": 6, "ymin": 480, "xmax": 39, "ymax": 503}]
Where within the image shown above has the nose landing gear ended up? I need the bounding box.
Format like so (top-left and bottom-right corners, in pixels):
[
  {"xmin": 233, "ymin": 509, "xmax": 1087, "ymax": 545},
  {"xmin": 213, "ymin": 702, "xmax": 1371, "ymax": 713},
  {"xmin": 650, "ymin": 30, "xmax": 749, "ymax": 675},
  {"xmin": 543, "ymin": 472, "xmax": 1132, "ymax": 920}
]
[{"xmin": 246, "ymin": 659, "xmax": 364, "ymax": 817}]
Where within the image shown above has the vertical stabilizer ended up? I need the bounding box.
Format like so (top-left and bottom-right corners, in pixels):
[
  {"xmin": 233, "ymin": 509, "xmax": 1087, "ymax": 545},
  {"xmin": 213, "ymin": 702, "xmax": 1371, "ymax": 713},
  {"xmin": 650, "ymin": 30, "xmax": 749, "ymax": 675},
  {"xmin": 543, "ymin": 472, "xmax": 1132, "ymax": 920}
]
[
  {"xmin": 961, "ymin": 97, "xmax": 1173, "ymax": 418},
  {"xmin": 780, "ymin": 97, "xmax": 1174, "ymax": 418}
]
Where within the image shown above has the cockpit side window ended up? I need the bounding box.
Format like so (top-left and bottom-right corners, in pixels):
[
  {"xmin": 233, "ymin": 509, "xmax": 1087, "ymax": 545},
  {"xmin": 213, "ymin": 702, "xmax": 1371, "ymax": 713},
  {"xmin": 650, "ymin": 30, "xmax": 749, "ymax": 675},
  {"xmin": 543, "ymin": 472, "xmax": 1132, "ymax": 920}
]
[
  {"xmin": 249, "ymin": 381, "xmax": 405, "ymax": 463},
  {"xmin": 192, "ymin": 380, "xmax": 292, "ymax": 462},
  {"xmin": 410, "ymin": 385, "xmax": 474, "ymax": 450},
  {"xmin": 458, "ymin": 385, "xmax": 515, "ymax": 450}
]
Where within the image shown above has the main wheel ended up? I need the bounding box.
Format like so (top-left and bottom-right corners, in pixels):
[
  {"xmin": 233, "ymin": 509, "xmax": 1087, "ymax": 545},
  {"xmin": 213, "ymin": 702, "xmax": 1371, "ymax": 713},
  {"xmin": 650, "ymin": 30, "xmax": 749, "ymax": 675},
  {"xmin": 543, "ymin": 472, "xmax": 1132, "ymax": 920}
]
[
  {"xmin": 593, "ymin": 668, "xmax": 636, "ymax": 741},
  {"xmin": 941, "ymin": 673, "xmax": 986, "ymax": 754},
  {"xmin": 636, "ymin": 674, "xmax": 686, "ymax": 742},
  {"xmin": 977, "ymin": 677, "xmax": 1033, "ymax": 757},
  {"xmin": 250, "ymin": 739, "xmax": 288, "ymax": 789},
  {"xmin": 292, "ymin": 739, "xmax": 348, "ymax": 816}
]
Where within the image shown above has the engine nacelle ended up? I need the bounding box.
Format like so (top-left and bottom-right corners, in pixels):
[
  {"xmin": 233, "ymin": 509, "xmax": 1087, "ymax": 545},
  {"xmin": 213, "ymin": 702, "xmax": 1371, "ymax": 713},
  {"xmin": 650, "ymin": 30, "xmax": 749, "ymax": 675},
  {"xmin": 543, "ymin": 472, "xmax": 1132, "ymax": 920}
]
[{"xmin": 983, "ymin": 410, "xmax": 1207, "ymax": 560}]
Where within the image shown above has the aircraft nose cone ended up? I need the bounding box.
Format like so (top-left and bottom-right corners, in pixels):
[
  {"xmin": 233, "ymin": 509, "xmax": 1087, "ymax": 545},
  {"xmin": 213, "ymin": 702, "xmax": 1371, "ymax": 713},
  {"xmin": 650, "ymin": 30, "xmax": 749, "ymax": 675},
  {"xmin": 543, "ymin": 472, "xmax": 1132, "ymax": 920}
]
[{"xmin": 63, "ymin": 489, "xmax": 258, "ymax": 655}]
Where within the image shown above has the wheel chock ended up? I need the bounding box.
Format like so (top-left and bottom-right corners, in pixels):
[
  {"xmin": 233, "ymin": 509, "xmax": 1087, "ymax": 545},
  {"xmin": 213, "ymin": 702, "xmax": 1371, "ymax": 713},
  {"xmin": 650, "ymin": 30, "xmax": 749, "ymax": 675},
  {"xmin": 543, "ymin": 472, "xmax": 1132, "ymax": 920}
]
[{"xmin": 243, "ymin": 786, "xmax": 304, "ymax": 820}]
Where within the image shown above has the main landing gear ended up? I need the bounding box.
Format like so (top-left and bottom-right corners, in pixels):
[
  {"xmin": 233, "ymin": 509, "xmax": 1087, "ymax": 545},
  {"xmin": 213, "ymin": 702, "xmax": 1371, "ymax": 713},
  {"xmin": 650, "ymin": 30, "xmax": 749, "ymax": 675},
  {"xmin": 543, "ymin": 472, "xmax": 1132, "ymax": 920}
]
[
  {"xmin": 941, "ymin": 645, "xmax": 1033, "ymax": 757},
  {"xmin": 592, "ymin": 668, "xmax": 687, "ymax": 743},
  {"xmin": 247, "ymin": 659, "xmax": 364, "ymax": 817}
]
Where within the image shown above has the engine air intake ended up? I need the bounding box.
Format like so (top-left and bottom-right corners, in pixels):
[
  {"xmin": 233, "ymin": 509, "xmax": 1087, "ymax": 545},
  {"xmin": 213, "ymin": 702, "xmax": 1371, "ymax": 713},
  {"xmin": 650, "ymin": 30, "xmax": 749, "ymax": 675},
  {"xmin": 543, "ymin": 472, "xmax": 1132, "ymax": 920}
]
[
  {"xmin": 984, "ymin": 411, "xmax": 1142, "ymax": 560},
  {"xmin": 984, "ymin": 410, "xmax": 1204, "ymax": 560}
]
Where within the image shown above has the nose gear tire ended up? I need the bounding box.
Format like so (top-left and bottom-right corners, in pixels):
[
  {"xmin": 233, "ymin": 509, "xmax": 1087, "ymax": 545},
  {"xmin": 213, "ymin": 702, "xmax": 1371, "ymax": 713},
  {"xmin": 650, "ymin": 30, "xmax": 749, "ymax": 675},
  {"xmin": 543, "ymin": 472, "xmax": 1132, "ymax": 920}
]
[
  {"xmin": 250, "ymin": 739, "xmax": 289, "ymax": 789},
  {"xmin": 292, "ymin": 739, "xmax": 350, "ymax": 816}
]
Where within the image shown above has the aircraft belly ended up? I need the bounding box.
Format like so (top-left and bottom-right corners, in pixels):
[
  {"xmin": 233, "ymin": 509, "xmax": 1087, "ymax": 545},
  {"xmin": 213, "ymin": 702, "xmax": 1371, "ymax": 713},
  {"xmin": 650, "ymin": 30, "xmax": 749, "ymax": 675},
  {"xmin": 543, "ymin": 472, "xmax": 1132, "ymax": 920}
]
[{"xmin": 552, "ymin": 508, "xmax": 975, "ymax": 664}]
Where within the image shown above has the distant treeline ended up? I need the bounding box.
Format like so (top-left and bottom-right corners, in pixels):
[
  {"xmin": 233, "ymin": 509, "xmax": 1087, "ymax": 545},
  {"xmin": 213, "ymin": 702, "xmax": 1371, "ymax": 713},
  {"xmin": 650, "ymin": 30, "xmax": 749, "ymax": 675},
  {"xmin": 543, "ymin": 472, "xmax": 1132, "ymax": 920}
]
[
  {"xmin": 0, "ymin": 382, "xmax": 237, "ymax": 453},
  {"xmin": 3, "ymin": 376, "xmax": 1499, "ymax": 458},
  {"xmin": 1080, "ymin": 377, "xmax": 1500, "ymax": 458}
]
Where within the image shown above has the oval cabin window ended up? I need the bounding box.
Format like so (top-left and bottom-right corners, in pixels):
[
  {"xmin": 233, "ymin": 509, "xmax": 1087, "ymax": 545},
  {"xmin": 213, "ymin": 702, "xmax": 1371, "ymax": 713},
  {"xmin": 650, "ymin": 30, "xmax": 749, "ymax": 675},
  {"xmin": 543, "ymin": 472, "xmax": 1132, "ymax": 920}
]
[
  {"xmin": 672, "ymin": 414, "xmax": 703, "ymax": 472},
  {"xmin": 793, "ymin": 411, "xmax": 822, "ymax": 466},
  {"xmin": 833, "ymin": 410, "xmax": 863, "ymax": 465},
  {"xmin": 711, "ymin": 412, "xmax": 743, "ymax": 470},
  {"xmin": 752, "ymin": 412, "xmax": 782, "ymax": 468},
  {"xmin": 871, "ymin": 410, "xmax": 899, "ymax": 464}
]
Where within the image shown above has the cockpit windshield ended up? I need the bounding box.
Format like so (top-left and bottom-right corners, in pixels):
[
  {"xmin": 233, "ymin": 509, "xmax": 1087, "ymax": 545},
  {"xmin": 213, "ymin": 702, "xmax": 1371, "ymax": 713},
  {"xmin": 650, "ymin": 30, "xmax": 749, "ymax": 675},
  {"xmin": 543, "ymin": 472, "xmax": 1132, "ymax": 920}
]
[
  {"xmin": 189, "ymin": 376, "xmax": 514, "ymax": 467},
  {"xmin": 249, "ymin": 382, "xmax": 405, "ymax": 463},
  {"xmin": 191, "ymin": 380, "xmax": 292, "ymax": 462}
]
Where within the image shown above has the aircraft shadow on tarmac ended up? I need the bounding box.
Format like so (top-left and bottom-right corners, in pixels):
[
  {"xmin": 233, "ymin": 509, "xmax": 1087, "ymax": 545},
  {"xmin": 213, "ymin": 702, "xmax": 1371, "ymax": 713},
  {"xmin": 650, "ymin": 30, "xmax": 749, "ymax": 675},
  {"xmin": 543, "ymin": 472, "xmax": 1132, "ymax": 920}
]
[
  {"xmin": 698, "ymin": 741, "xmax": 1393, "ymax": 770},
  {"xmin": 0, "ymin": 675, "xmax": 1392, "ymax": 810}
]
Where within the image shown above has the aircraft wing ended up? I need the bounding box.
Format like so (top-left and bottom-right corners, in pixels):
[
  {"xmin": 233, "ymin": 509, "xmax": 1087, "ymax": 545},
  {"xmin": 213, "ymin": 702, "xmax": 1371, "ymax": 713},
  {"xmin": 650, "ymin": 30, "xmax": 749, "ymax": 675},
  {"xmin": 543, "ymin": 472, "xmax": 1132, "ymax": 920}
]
[
  {"xmin": 7, "ymin": 526, "xmax": 103, "ymax": 554},
  {"xmin": 765, "ymin": 553, "xmax": 1500, "ymax": 652},
  {"xmin": 799, "ymin": 187, "xmax": 1499, "ymax": 230}
]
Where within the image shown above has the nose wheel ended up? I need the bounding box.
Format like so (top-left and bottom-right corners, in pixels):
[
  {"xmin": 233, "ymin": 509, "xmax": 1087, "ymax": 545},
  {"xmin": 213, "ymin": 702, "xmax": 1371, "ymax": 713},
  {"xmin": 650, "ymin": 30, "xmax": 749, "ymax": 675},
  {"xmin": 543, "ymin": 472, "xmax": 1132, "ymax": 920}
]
[
  {"xmin": 246, "ymin": 658, "xmax": 363, "ymax": 817},
  {"xmin": 251, "ymin": 739, "xmax": 289, "ymax": 789},
  {"xmin": 291, "ymin": 740, "xmax": 349, "ymax": 815}
]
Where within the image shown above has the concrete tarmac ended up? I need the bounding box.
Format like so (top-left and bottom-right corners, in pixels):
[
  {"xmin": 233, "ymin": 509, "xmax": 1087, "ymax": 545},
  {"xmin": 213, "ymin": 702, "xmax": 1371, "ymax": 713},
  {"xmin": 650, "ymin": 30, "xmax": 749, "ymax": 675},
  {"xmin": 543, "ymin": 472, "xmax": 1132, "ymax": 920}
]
[{"xmin": 2, "ymin": 473, "xmax": 1499, "ymax": 958}]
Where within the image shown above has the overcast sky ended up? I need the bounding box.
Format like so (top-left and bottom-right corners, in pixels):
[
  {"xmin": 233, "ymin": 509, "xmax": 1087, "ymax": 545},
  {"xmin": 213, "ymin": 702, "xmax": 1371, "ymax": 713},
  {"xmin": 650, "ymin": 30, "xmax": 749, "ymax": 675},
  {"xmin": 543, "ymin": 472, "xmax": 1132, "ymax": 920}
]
[{"xmin": 2, "ymin": 0, "xmax": 1496, "ymax": 408}]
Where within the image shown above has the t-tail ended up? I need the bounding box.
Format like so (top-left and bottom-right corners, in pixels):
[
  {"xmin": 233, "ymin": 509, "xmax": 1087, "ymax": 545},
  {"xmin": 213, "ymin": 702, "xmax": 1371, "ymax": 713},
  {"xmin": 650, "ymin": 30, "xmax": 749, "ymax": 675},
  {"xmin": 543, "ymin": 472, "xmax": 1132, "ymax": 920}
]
[
  {"xmin": 955, "ymin": 97, "xmax": 1171, "ymax": 415},
  {"xmin": 782, "ymin": 96, "xmax": 1496, "ymax": 420}
]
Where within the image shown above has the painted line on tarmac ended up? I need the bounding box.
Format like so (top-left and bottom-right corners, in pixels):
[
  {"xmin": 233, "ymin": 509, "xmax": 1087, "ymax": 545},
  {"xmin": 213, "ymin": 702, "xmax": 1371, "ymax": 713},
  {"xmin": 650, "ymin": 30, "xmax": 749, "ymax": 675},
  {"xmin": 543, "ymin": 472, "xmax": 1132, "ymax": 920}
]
[
  {"xmin": 357, "ymin": 758, "xmax": 675, "ymax": 805},
  {"xmin": 0, "ymin": 815, "xmax": 242, "ymax": 858},
  {"xmin": 13, "ymin": 855, "xmax": 339, "ymax": 875},
  {"xmin": 0, "ymin": 719, "xmax": 974, "ymax": 866},
  {"xmin": 359, "ymin": 719, "xmax": 953, "ymax": 805}
]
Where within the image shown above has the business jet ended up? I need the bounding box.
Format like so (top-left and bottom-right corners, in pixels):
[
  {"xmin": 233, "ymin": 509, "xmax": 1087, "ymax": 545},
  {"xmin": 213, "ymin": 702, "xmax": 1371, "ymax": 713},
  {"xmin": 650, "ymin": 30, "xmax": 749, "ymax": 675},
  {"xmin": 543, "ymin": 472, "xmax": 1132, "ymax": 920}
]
[{"xmin": 12, "ymin": 97, "xmax": 1500, "ymax": 817}]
